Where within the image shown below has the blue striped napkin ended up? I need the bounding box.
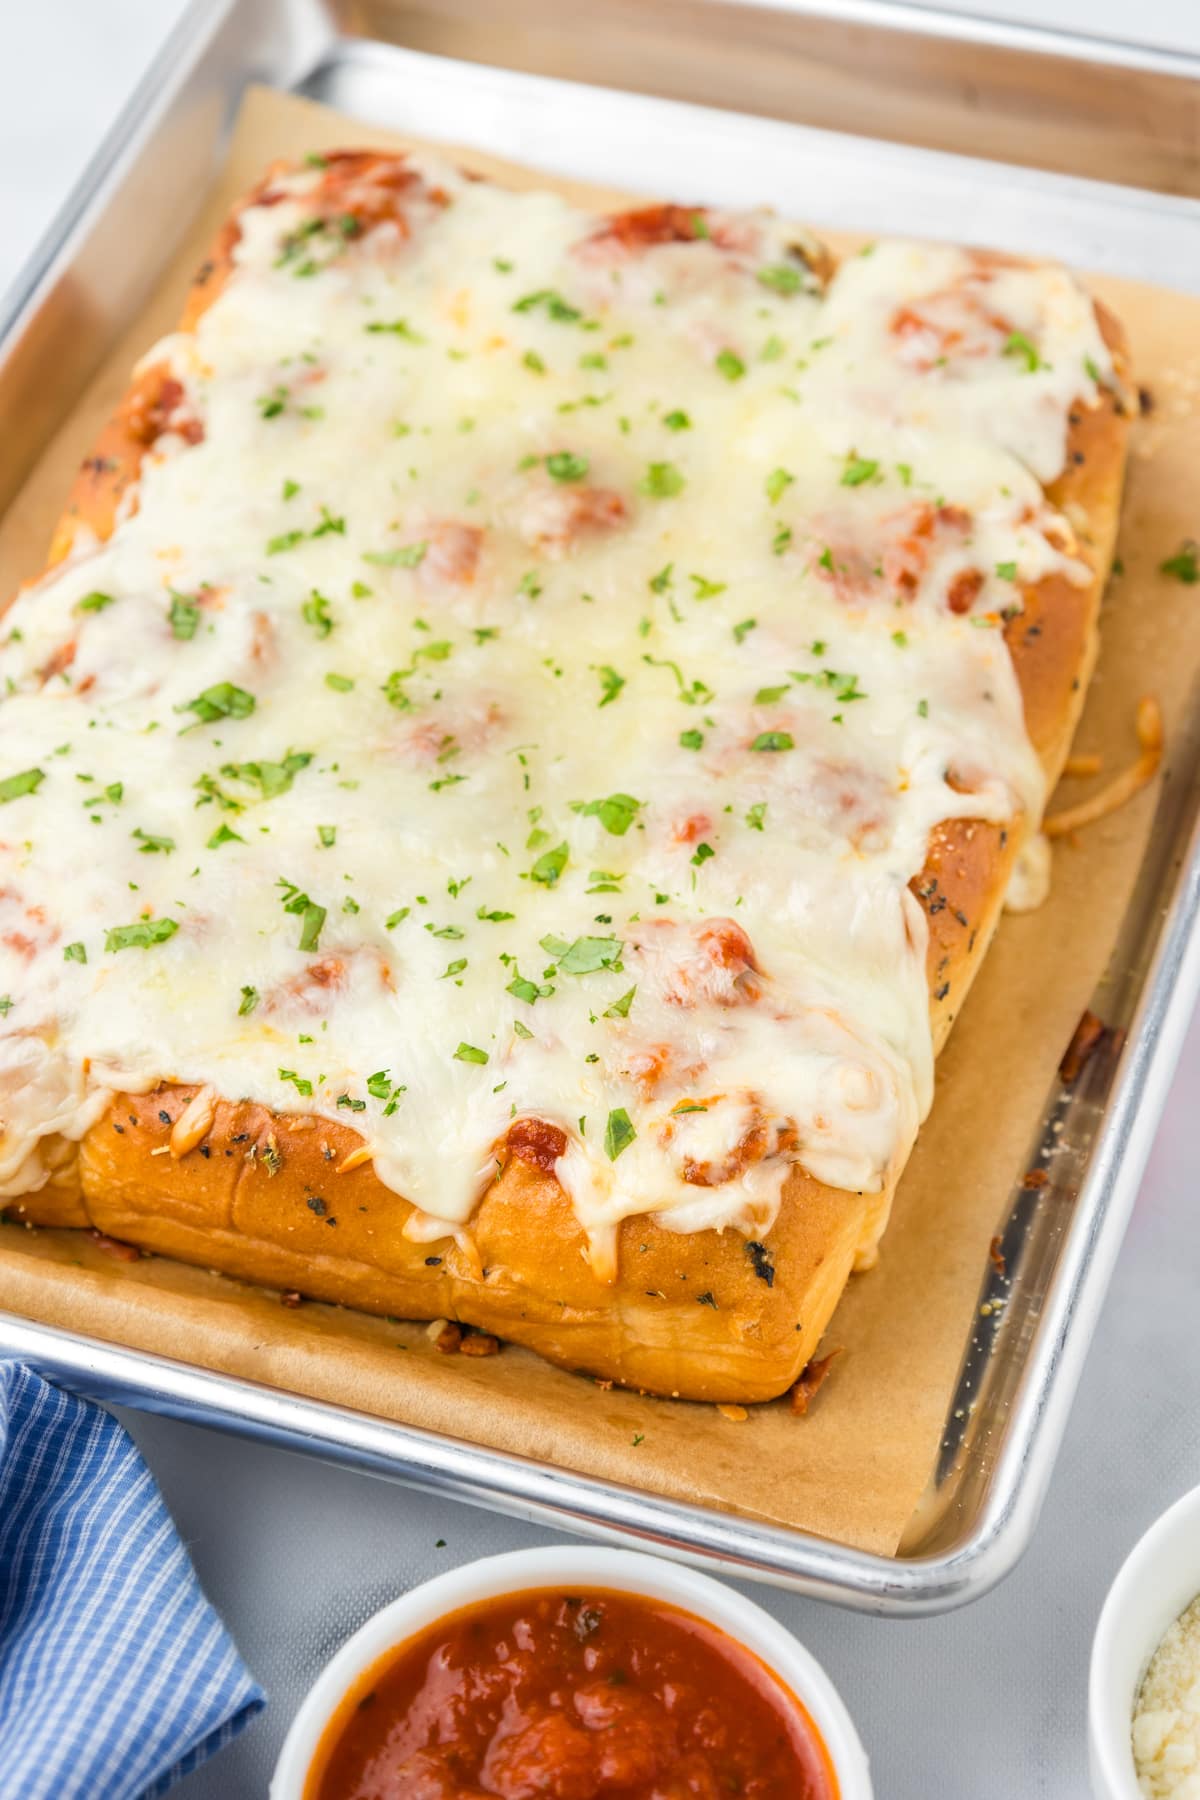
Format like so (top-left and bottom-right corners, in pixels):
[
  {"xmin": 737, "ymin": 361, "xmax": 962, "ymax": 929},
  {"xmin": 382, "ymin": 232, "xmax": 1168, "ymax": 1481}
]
[{"xmin": 0, "ymin": 1360, "xmax": 264, "ymax": 1799}]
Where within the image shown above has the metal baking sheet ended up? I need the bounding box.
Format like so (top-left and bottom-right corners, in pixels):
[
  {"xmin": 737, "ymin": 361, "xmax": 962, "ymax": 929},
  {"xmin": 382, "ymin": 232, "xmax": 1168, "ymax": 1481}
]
[{"xmin": 2, "ymin": 0, "xmax": 1200, "ymax": 1613}]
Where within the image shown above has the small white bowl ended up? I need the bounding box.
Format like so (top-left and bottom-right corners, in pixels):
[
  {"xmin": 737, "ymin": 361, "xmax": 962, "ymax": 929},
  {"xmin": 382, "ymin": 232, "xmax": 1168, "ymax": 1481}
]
[
  {"xmin": 1090, "ymin": 1481, "xmax": 1200, "ymax": 1799},
  {"xmin": 271, "ymin": 1545, "xmax": 872, "ymax": 1798}
]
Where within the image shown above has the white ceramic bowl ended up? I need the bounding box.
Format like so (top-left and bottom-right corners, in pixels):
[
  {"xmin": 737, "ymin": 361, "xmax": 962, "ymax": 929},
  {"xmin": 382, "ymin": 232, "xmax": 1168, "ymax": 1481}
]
[
  {"xmin": 1090, "ymin": 1481, "xmax": 1200, "ymax": 1799},
  {"xmin": 271, "ymin": 1545, "xmax": 872, "ymax": 1798}
]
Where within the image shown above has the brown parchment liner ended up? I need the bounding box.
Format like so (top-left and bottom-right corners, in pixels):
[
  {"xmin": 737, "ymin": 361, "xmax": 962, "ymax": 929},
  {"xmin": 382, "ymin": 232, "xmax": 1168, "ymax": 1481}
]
[{"xmin": 1, "ymin": 86, "xmax": 1197, "ymax": 1557}]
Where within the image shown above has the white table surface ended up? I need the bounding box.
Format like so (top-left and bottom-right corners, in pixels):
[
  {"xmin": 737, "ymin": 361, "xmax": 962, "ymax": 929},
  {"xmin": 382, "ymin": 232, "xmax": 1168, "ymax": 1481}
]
[{"xmin": 4, "ymin": 4, "xmax": 1200, "ymax": 1796}]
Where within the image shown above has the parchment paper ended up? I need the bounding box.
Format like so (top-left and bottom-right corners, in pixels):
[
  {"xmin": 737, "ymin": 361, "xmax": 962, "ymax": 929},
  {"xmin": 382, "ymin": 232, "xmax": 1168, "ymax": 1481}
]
[{"xmin": 2, "ymin": 86, "xmax": 1198, "ymax": 1557}]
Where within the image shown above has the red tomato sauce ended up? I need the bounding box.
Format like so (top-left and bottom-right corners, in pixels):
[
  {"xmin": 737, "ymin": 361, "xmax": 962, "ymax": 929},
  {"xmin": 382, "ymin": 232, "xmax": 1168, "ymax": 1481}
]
[{"xmin": 306, "ymin": 1585, "xmax": 839, "ymax": 1800}]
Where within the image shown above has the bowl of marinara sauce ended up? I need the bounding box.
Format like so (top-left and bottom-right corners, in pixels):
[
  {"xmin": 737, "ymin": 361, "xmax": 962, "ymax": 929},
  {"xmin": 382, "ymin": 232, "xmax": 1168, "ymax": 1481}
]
[{"xmin": 271, "ymin": 1545, "xmax": 872, "ymax": 1799}]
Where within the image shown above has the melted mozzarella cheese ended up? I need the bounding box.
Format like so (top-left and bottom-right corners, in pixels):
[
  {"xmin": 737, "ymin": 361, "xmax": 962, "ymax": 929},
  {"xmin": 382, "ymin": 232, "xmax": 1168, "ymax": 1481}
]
[
  {"xmin": 1004, "ymin": 830, "xmax": 1053, "ymax": 913},
  {"xmin": 0, "ymin": 154, "xmax": 1111, "ymax": 1264}
]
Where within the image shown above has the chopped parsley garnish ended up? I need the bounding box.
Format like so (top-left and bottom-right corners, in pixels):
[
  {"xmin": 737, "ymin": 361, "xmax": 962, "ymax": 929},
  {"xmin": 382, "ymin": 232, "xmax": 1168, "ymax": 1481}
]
[
  {"xmin": 773, "ymin": 525, "xmax": 794, "ymax": 556},
  {"xmin": 363, "ymin": 542, "xmax": 427, "ymax": 568},
  {"xmin": 715, "ymin": 349, "xmax": 745, "ymax": 381},
  {"xmin": 83, "ymin": 782, "xmax": 123, "ymax": 810},
  {"xmin": 917, "ymin": 697, "xmax": 929, "ymax": 718},
  {"xmin": 765, "ymin": 467, "xmax": 794, "ymax": 505},
  {"xmin": 596, "ymin": 665, "xmax": 625, "ymax": 708},
  {"xmin": 364, "ymin": 319, "xmax": 425, "ymax": 341},
  {"xmin": 219, "ymin": 752, "xmax": 312, "ymax": 801},
  {"xmin": 132, "ymin": 827, "xmax": 174, "ymax": 855},
  {"xmin": 690, "ymin": 574, "xmax": 726, "ymax": 600},
  {"xmin": 792, "ymin": 667, "xmax": 867, "ymax": 706},
  {"xmin": 663, "ymin": 409, "xmax": 691, "ymax": 431},
  {"xmin": 366, "ymin": 1070, "xmax": 406, "ymax": 1114},
  {"xmin": 77, "ymin": 591, "xmax": 115, "ymax": 613},
  {"xmin": 733, "ymin": 618, "xmax": 757, "ymax": 644},
  {"xmin": 282, "ymin": 479, "xmax": 300, "ymax": 500},
  {"xmin": 1161, "ymin": 541, "xmax": 1200, "ymax": 584},
  {"xmin": 528, "ymin": 842, "xmax": 568, "ymax": 887},
  {"xmin": 176, "ymin": 683, "xmax": 255, "ymax": 728},
  {"xmin": 105, "ymin": 917, "xmax": 179, "ymax": 952},
  {"xmin": 267, "ymin": 529, "xmax": 306, "ymax": 556},
  {"xmin": 0, "ymin": 997, "xmax": 12, "ymax": 1016},
  {"xmin": 381, "ymin": 641, "xmax": 453, "ymax": 710},
  {"xmin": 841, "ymin": 454, "xmax": 879, "ymax": 487},
  {"xmin": 512, "ymin": 289, "xmax": 582, "ymax": 323},
  {"xmin": 274, "ymin": 212, "xmax": 360, "ymax": 277},
  {"xmin": 752, "ymin": 731, "xmax": 794, "ymax": 752},
  {"xmin": 63, "ymin": 942, "xmax": 87, "ymax": 964},
  {"xmin": 541, "ymin": 933, "xmax": 622, "ymax": 974},
  {"xmin": 325, "ymin": 672, "xmax": 354, "ymax": 692},
  {"xmin": 1084, "ymin": 354, "xmax": 1103, "ymax": 384},
  {"xmin": 507, "ymin": 965, "xmax": 554, "ymax": 1004},
  {"xmin": 679, "ymin": 728, "xmax": 704, "ymax": 750},
  {"xmin": 649, "ymin": 564, "xmax": 674, "ymax": 594},
  {"xmin": 755, "ymin": 684, "xmax": 789, "ymax": 704},
  {"xmin": 642, "ymin": 654, "xmax": 713, "ymax": 706},
  {"xmin": 512, "ymin": 1019, "xmax": 534, "ymax": 1039},
  {"xmin": 691, "ymin": 842, "xmax": 715, "ymax": 866},
  {"xmin": 317, "ymin": 825, "xmax": 336, "ymax": 848},
  {"xmin": 995, "ymin": 561, "xmax": 1018, "ymax": 582},
  {"xmin": 545, "ymin": 450, "xmax": 589, "ymax": 482},
  {"xmin": 604, "ymin": 1107, "xmax": 636, "ymax": 1161},
  {"xmin": 168, "ymin": 592, "xmax": 201, "ymax": 640},
  {"xmin": 238, "ymin": 985, "xmax": 259, "ymax": 1016},
  {"xmin": 277, "ymin": 879, "xmax": 326, "ymax": 952},
  {"xmin": 0, "ymin": 768, "xmax": 44, "ymax": 804},
  {"xmin": 523, "ymin": 349, "xmax": 546, "ymax": 373},
  {"xmin": 279, "ymin": 1068, "xmax": 314, "ymax": 1097},
  {"xmin": 453, "ymin": 1042, "xmax": 489, "ymax": 1065},
  {"xmin": 476, "ymin": 906, "xmax": 515, "ymax": 922},
  {"xmin": 604, "ymin": 985, "xmax": 637, "ymax": 1019},
  {"xmin": 572, "ymin": 792, "xmax": 642, "ymax": 837},
  {"xmin": 207, "ymin": 823, "xmax": 244, "ymax": 849},
  {"xmin": 385, "ymin": 908, "xmax": 411, "ymax": 929},
  {"xmin": 639, "ymin": 462, "xmax": 686, "ymax": 499},
  {"xmin": 746, "ymin": 802, "xmax": 767, "ymax": 831},
  {"xmin": 757, "ymin": 263, "xmax": 805, "ymax": 295},
  {"xmin": 1003, "ymin": 330, "xmax": 1042, "ymax": 373},
  {"xmin": 303, "ymin": 590, "xmax": 334, "ymax": 637}
]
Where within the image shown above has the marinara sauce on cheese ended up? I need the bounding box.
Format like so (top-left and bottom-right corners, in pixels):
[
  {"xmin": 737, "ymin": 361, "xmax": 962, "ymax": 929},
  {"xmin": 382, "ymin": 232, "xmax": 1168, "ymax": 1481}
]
[{"xmin": 306, "ymin": 1586, "xmax": 838, "ymax": 1799}]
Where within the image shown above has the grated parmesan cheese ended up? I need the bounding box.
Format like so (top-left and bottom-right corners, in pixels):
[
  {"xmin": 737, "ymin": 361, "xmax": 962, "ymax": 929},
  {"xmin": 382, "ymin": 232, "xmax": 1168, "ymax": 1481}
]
[{"xmin": 1133, "ymin": 1596, "xmax": 1200, "ymax": 1798}]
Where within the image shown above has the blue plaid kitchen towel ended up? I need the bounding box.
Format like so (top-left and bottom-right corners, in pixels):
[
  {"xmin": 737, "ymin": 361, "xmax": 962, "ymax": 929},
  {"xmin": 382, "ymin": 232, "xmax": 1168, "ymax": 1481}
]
[{"xmin": 0, "ymin": 1361, "xmax": 264, "ymax": 1799}]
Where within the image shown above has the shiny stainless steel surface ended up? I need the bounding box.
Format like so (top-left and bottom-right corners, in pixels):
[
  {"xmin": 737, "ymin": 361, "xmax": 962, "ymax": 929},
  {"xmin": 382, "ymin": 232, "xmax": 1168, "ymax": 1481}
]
[{"xmin": 2, "ymin": 0, "xmax": 1198, "ymax": 1612}]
